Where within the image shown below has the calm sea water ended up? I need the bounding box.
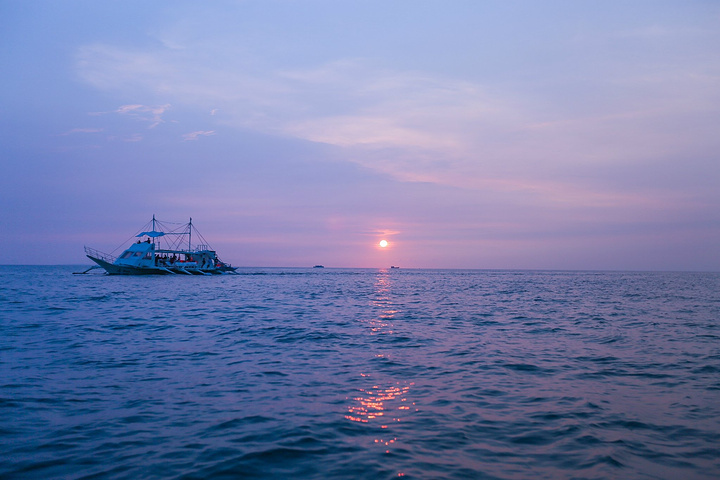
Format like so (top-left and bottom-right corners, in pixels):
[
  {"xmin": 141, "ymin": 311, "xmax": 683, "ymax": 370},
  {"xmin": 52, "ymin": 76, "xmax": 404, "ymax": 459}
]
[{"xmin": 1, "ymin": 266, "xmax": 719, "ymax": 479}]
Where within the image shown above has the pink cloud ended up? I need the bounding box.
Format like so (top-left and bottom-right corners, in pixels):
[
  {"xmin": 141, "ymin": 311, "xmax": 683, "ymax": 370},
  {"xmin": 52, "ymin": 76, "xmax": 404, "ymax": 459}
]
[
  {"xmin": 182, "ymin": 130, "xmax": 216, "ymax": 141},
  {"xmin": 115, "ymin": 104, "xmax": 170, "ymax": 128}
]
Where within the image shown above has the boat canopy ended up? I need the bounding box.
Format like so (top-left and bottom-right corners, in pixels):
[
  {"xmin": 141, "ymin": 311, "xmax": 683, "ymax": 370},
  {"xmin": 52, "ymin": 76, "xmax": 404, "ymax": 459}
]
[{"xmin": 137, "ymin": 231, "xmax": 165, "ymax": 238}]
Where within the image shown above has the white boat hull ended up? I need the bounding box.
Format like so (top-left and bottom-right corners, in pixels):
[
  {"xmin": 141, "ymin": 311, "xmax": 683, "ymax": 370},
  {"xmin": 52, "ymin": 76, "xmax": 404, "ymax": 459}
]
[{"xmin": 87, "ymin": 255, "xmax": 236, "ymax": 275}]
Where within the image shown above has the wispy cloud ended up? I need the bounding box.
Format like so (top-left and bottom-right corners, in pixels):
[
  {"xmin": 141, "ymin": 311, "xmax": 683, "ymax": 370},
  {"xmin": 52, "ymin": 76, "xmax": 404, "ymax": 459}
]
[
  {"xmin": 115, "ymin": 104, "xmax": 170, "ymax": 128},
  {"xmin": 85, "ymin": 100, "xmax": 171, "ymax": 129},
  {"xmin": 59, "ymin": 128, "xmax": 104, "ymax": 135},
  {"xmin": 183, "ymin": 130, "xmax": 215, "ymax": 141},
  {"xmin": 74, "ymin": 40, "xmax": 720, "ymax": 210}
]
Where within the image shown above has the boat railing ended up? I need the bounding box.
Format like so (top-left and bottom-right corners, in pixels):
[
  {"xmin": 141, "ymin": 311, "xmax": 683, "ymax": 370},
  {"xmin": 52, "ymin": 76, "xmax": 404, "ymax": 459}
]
[{"xmin": 84, "ymin": 246, "xmax": 116, "ymax": 263}]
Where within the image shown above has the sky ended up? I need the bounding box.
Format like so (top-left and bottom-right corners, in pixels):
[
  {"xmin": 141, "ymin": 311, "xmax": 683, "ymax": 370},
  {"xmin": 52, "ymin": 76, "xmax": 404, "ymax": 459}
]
[{"xmin": 1, "ymin": 0, "xmax": 719, "ymax": 270}]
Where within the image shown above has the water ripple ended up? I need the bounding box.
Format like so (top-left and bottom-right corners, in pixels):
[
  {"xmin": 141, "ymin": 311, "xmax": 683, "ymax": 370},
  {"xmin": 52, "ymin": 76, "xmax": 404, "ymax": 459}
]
[{"xmin": 0, "ymin": 267, "xmax": 719, "ymax": 479}]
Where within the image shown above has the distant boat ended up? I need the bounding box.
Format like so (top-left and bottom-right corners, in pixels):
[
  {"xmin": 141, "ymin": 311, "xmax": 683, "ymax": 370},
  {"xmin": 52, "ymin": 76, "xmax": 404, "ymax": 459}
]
[
  {"xmin": 390, "ymin": 266, "xmax": 399, "ymax": 269},
  {"xmin": 313, "ymin": 265, "xmax": 325, "ymax": 269},
  {"xmin": 80, "ymin": 216, "xmax": 237, "ymax": 275}
]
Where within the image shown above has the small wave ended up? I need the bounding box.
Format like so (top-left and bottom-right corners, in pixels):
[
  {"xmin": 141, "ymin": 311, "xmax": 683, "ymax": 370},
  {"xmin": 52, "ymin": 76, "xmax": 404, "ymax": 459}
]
[{"xmin": 500, "ymin": 362, "xmax": 555, "ymax": 375}]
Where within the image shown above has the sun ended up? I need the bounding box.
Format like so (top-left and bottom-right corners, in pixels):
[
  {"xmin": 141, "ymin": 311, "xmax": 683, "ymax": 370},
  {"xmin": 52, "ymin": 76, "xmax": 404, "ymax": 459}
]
[{"xmin": 379, "ymin": 240, "xmax": 389, "ymax": 248}]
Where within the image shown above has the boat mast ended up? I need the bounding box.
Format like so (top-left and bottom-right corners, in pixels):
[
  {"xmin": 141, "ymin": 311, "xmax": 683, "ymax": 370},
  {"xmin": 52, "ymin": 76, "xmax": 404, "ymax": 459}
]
[
  {"xmin": 188, "ymin": 217, "xmax": 192, "ymax": 251},
  {"xmin": 152, "ymin": 214, "xmax": 156, "ymax": 245}
]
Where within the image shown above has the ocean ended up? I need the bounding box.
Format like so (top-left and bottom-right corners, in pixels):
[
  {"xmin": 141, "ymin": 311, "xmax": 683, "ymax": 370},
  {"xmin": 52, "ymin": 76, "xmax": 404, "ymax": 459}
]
[{"xmin": 1, "ymin": 266, "xmax": 719, "ymax": 479}]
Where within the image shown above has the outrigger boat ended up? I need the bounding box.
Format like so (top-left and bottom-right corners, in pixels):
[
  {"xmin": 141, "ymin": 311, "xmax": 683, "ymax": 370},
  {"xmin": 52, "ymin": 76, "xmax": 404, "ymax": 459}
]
[{"xmin": 81, "ymin": 216, "xmax": 237, "ymax": 275}]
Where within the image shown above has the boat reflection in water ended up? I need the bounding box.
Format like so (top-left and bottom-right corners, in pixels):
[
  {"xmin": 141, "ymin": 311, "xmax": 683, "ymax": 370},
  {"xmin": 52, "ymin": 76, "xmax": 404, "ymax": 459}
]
[{"xmin": 345, "ymin": 269, "xmax": 417, "ymax": 462}]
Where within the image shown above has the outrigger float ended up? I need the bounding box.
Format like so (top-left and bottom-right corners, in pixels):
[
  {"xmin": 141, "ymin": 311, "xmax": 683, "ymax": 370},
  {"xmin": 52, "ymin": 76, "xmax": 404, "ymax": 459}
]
[{"xmin": 79, "ymin": 216, "xmax": 237, "ymax": 275}]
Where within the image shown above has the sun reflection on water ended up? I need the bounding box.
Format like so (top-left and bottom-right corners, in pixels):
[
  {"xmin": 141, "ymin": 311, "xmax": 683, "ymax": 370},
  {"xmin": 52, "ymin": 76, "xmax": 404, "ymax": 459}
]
[
  {"xmin": 367, "ymin": 270, "xmax": 397, "ymax": 336},
  {"xmin": 344, "ymin": 269, "xmax": 417, "ymax": 468},
  {"xmin": 344, "ymin": 382, "xmax": 414, "ymax": 425}
]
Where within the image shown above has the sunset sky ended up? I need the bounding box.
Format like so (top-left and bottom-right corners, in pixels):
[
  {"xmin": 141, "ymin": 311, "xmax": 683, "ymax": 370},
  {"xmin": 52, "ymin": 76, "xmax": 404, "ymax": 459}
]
[{"xmin": 2, "ymin": 1, "xmax": 719, "ymax": 270}]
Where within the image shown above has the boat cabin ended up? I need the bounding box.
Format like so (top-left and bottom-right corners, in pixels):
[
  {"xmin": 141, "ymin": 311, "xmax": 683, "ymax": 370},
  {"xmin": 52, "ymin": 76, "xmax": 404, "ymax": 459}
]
[{"xmin": 115, "ymin": 240, "xmax": 156, "ymax": 268}]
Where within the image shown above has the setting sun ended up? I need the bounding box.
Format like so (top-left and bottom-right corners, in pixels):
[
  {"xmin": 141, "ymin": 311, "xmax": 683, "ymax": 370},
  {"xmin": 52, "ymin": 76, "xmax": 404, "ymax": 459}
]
[{"xmin": 379, "ymin": 240, "xmax": 389, "ymax": 248}]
